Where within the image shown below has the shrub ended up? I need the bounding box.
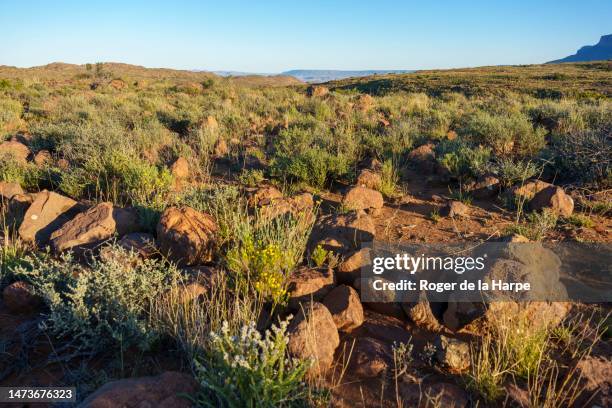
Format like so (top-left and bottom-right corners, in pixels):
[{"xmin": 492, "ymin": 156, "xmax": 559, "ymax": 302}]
[
  {"xmin": 0, "ymin": 97, "xmax": 22, "ymax": 134},
  {"xmin": 0, "ymin": 154, "xmax": 42, "ymax": 190},
  {"xmin": 238, "ymin": 168, "xmax": 265, "ymax": 187},
  {"xmin": 436, "ymin": 139, "xmax": 491, "ymax": 180},
  {"xmin": 549, "ymin": 127, "xmax": 611, "ymax": 187},
  {"xmin": 489, "ymin": 158, "xmax": 540, "ymax": 189},
  {"xmin": 463, "ymin": 110, "xmax": 546, "ymax": 158},
  {"xmin": 59, "ymin": 150, "xmax": 173, "ymax": 205},
  {"xmin": 13, "ymin": 247, "xmax": 180, "ymax": 356},
  {"xmin": 273, "ymin": 147, "xmax": 350, "ymax": 189},
  {"xmin": 193, "ymin": 320, "xmax": 311, "ymax": 408}
]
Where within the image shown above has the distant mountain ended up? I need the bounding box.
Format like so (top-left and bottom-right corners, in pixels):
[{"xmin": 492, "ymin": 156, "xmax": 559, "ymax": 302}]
[
  {"xmin": 281, "ymin": 69, "xmax": 414, "ymax": 83},
  {"xmin": 547, "ymin": 34, "xmax": 612, "ymax": 63}
]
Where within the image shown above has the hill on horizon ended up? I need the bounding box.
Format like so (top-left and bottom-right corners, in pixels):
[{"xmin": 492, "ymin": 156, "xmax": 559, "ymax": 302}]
[
  {"xmin": 282, "ymin": 69, "xmax": 414, "ymax": 83},
  {"xmin": 547, "ymin": 34, "xmax": 612, "ymax": 63}
]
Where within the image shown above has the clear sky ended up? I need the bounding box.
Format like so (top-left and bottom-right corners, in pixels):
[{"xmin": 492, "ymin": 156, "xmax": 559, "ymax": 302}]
[{"xmin": 1, "ymin": 0, "xmax": 610, "ymax": 72}]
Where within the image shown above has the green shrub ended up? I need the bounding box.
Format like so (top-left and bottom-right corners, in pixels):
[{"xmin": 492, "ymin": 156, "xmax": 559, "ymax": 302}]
[
  {"xmin": 489, "ymin": 158, "xmax": 540, "ymax": 189},
  {"xmin": 0, "ymin": 98, "xmax": 22, "ymax": 134},
  {"xmin": 463, "ymin": 110, "xmax": 546, "ymax": 158},
  {"xmin": 0, "ymin": 154, "xmax": 42, "ymax": 190},
  {"xmin": 193, "ymin": 320, "xmax": 311, "ymax": 408},
  {"xmin": 273, "ymin": 147, "xmax": 349, "ymax": 189},
  {"xmin": 238, "ymin": 168, "xmax": 265, "ymax": 187},
  {"xmin": 436, "ymin": 139, "xmax": 491, "ymax": 180},
  {"xmin": 59, "ymin": 151, "xmax": 173, "ymax": 205},
  {"xmin": 13, "ymin": 247, "xmax": 180, "ymax": 355},
  {"xmin": 549, "ymin": 127, "xmax": 611, "ymax": 187}
]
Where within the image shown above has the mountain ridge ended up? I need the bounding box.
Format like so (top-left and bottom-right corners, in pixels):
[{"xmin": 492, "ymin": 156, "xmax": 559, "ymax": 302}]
[{"xmin": 547, "ymin": 34, "xmax": 612, "ymax": 63}]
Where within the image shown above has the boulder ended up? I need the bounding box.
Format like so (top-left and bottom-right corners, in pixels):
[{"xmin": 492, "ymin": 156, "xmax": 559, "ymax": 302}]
[
  {"xmin": 355, "ymin": 169, "xmax": 382, "ymax": 190},
  {"xmin": 443, "ymin": 243, "xmax": 570, "ymax": 331},
  {"xmin": 347, "ymin": 337, "xmax": 391, "ymax": 378},
  {"xmin": 287, "ymin": 302, "xmax": 339, "ymax": 377},
  {"xmin": 355, "ymin": 277, "xmax": 406, "ymax": 319},
  {"xmin": 247, "ymin": 186, "xmax": 283, "ymax": 207},
  {"xmin": 511, "ymin": 180, "xmax": 552, "ymax": 201},
  {"xmin": 311, "ymin": 211, "xmax": 376, "ymax": 249},
  {"xmin": 336, "ymin": 247, "xmax": 371, "ymax": 284},
  {"xmin": 441, "ymin": 200, "xmax": 469, "ymax": 218},
  {"xmin": 0, "ymin": 181, "xmax": 24, "ymax": 201},
  {"xmin": 50, "ymin": 202, "xmax": 140, "ymax": 252},
  {"xmin": 157, "ymin": 207, "xmax": 218, "ymax": 266},
  {"xmin": 170, "ymin": 157, "xmax": 189, "ymax": 180},
  {"xmin": 3, "ymin": 281, "xmax": 42, "ymax": 314},
  {"xmin": 0, "ymin": 140, "xmax": 30, "ymax": 163},
  {"xmin": 258, "ymin": 192, "xmax": 315, "ymax": 219},
  {"xmin": 529, "ymin": 185, "xmax": 574, "ymax": 217},
  {"xmin": 323, "ymin": 285, "xmax": 364, "ymax": 332},
  {"xmin": 18, "ymin": 190, "xmax": 80, "ymax": 246},
  {"xmin": 287, "ymin": 267, "xmax": 335, "ymax": 309},
  {"xmin": 342, "ymin": 186, "xmax": 384, "ymax": 211},
  {"xmin": 401, "ymin": 293, "xmax": 443, "ymax": 331},
  {"xmin": 407, "ymin": 143, "xmax": 436, "ymax": 173},
  {"xmin": 306, "ymin": 85, "xmax": 329, "ymax": 97},
  {"xmin": 470, "ymin": 175, "xmax": 500, "ymax": 199},
  {"xmin": 33, "ymin": 150, "xmax": 52, "ymax": 166},
  {"xmin": 117, "ymin": 232, "xmax": 157, "ymax": 258},
  {"xmin": 435, "ymin": 335, "xmax": 471, "ymax": 372},
  {"xmin": 78, "ymin": 371, "xmax": 198, "ymax": 408}
]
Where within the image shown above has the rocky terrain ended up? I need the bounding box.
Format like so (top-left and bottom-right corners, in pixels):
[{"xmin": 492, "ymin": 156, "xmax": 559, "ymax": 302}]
[{"xmin": 0, "ymin": 62, "xmax": 610, "ymax": 407}]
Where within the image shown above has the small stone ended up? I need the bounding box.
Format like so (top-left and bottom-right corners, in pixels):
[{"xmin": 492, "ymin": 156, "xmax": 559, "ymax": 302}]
[
  {"xmin": 356, "ymin": 169, "xmax": 382, "ymax": 190},
  {"xmin": 435, "ymin": 335, "xmax": 471, "ymax": 371},
  {"xmin": 0, "ymin": 181, "xmax": 24, "ymax": 201},
  {"xmin": 441, "ymin": 201, "xmax": 469, "ymax": 218}
]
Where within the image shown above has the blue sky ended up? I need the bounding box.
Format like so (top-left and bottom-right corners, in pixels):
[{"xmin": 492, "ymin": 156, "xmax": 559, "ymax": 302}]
[{"xmin": 1, "ymin": 0, "xmax": 610, "ymax": 72}]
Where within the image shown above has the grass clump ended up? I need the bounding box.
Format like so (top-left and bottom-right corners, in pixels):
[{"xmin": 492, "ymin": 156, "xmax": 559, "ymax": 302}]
[
  {"xmin": 378, "ymin": 160, "xmax": 401, "ymax": 197},
  {"xmin": 505, "ymin": 209, "xmax": 559, "ymax": 241}
]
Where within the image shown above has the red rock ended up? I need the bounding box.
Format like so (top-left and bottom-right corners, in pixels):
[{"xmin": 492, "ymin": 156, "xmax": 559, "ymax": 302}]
[
  {"xmin": 287, "ymin": 267, "xmax": 335, "ymax": 309},
  {"xmin": 287, "ymin": 302, "xmax": 339, "ymax": 377},
  {"xmin": 3, "ymin": 281, "xmax": 42, "ymax": 314},
  {"xmin": 529, "ymin": 185, "xmax": 574, "ymax": 217},
  {"xmin": 157, "ymin": 207, "xmax": 218, "ymax": 266},
  {"xmin": 342, "ymin": 186, "xmax": 384, "ymax": 211},
  {"xmin": 50, "ymin": 202, "xmax": 140, "ymax": 252},
  {"xmin": 79, "ymin": 371, "xmax": 198, "ymax": 408},
  {"xmin": 18, "ymin": 190, "xmax": 80, "ymax": 246},
  {"xmin": 323, "ymin": 285, "xmax": 364, "ymax": 332}
]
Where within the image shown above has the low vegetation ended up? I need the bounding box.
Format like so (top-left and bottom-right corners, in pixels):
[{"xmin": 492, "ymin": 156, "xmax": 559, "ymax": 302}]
[{"xmin": 0, "ymin": 61, "xmax": 610, "ymax": 406}]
